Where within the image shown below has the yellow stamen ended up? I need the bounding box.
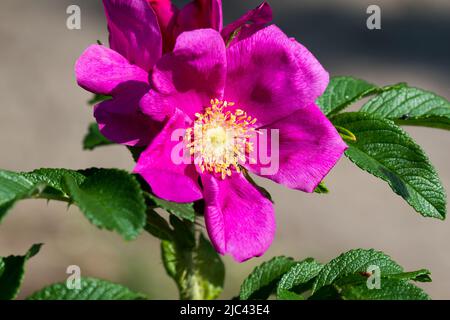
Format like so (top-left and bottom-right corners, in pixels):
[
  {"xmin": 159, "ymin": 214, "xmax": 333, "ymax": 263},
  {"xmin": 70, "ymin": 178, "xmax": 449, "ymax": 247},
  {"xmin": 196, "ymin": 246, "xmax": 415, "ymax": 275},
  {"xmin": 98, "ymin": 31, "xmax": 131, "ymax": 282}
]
[{"xmin": 184, "ymin": 99, "xmax": 258, "ymax": 179}]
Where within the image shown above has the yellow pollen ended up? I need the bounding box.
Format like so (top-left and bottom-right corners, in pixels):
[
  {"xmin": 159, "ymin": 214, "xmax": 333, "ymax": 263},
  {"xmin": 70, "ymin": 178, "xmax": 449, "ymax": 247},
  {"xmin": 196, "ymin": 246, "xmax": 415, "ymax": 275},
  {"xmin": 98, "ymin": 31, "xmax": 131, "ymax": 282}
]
[{"xmin": 184, "ymin": 99, "xmax": 258, "ymax": 179}]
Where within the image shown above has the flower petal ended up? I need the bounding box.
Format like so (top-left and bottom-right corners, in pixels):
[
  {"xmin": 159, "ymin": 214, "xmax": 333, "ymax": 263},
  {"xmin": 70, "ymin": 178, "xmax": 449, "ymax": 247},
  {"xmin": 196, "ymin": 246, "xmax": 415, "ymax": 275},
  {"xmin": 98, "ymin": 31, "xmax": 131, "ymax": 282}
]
[
  {"xmin": 75, "ymin": 45, "xmax": 149, "ymax": 95},
  {"xmin": 176, "ymin": 0, "xmax": 223, "ymax": 35},
  {"xmin": 202, "ymin": 173, "xmax": 275, "ymax": 262},
  {"xmin": 290, "ymin": 37, "xmax": 329, "ymax": 99},
  {"xmin": 103, "ymin": 0, "xmax": 162, "ymax": 71},
  {"xmin": 134, "ymin": 108, "xmax": 203, "ymax": 202},
  {"xmin": 221, "ymin": 2, "xmax": 272, "ymax": 46},
  {"xmin": 143, "ymin": 29, "xmax": 227, "ymax": 120},
  {"xmin": 139, "ymin": 90, "xmax": 177, "ymax": 122},
  {"xmin": 94, "ymin": 81, "xmax": 161, "ymax": 147},
  {"xmin": 246, "ymin": 103, "xmax": 347, "ymax": 192},
  {"xmin": 225, "ymin": 25, "xmax": 329, "ymax": 126},
  {"xmin": 148, "ymin": 0, "xmax": 179, "ymax": 52}
]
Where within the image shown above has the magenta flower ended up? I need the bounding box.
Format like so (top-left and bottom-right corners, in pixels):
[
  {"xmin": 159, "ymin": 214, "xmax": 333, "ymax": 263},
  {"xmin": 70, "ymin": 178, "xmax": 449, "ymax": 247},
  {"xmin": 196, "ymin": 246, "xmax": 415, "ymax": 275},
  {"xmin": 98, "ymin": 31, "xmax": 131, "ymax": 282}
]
[
  {"xmin": 134, "ymin": 26, "xmax": 347, "ymax": 262},
  {"xmin": 75, "ymin": 0, "xmax": 347, "ymax": 262}
]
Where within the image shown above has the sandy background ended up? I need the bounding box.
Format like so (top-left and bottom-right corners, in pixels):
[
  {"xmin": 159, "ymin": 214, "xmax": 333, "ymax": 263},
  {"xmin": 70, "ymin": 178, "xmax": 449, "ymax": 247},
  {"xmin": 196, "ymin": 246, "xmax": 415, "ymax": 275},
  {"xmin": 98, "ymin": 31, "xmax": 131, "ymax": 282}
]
[{"xmin": 0, "ymin": 0, "xmax": 449, "ymax": 299}]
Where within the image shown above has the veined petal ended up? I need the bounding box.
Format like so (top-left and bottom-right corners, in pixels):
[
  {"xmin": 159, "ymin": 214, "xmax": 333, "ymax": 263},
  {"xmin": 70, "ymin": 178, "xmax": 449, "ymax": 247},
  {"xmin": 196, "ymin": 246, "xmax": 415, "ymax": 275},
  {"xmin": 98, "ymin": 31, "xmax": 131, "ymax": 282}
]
[
  {"xmin": 103, "ymin": 0, "xmax": 162, "ymax": 71},
  {"xmin": 202, "ymin": 173, "xmax": 275, "ymax": 262},
  {"xmin": 222, "ymin": 2, "xmax": 272, "ymax": 46},
  {"xmin": 94, "ymin": 81, "xmax": 161, "ymax": 147},
  {"xmin": 144, "ymin": 29, "xmax": 227, "ymax": 120},
  {"xmin": 134, "ymin": 108, "xmax": 203, "ymax": 203},
  {"xmin": 246, "ymin": 103, "xmax": 347, "ymax": 193},
  {"xmin": 290, "ymin": 37, "xmax": 329, "ymax": 100},
  {"xmin": 225, "ymin": 25, "xmax": 329, "ymax": 126},
  {"xmin": 75, "ymin": 45, "xmax": 149, "ymax": 95}
]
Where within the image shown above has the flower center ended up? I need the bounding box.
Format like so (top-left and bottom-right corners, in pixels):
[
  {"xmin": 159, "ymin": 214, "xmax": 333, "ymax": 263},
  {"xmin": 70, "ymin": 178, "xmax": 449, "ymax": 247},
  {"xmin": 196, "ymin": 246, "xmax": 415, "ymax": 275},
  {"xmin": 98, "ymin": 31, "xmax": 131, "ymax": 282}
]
[{"xmin": 185, "ymin": 99, "xmax": 258, "ymax": 179}]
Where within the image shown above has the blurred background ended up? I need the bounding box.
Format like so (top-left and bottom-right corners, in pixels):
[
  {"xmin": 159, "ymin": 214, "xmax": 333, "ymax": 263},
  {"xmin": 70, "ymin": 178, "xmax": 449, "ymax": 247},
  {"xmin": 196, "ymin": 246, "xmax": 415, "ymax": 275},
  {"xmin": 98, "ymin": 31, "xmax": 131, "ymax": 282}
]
[{"xmin": 0, "ymin": 0, "xmax": 449, "ymax": 299}]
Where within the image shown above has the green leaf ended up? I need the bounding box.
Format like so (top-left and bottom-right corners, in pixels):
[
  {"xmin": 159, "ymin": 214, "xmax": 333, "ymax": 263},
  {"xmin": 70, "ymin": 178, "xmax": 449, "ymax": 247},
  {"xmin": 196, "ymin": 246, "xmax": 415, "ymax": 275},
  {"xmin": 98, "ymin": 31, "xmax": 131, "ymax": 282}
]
[
  {"xmin": 276, "ymin": 258, "xmax": 323, "ymax": 300},
  {"xmin": 318, "ymin": 76, "xmax": 377, "ymax": 116},
  {"xmin": 360, "ymin": 87, "xmax": 450, "ymax": 130},
  {"xmin": 0, "ymin": 168, "xmax": 91, "ymax": 222},
  {"xmin": 314, "ymin": 182, "xmax": 329, "ymax": 194},
  {"xmin": 168, "ymin": 215, "xmax": 196, "ymax": 248},
  {"xmin": 27, "ymin": 277, "xmax": 146, "ymax": 300},
  {"xmin": 0, "ymin": 168, "xmax": 90, "ymax": 223},
  {"xmin": 243, "ymin": 249, "xmax": 432, "ymax": 300},
  {"xmin": 317, "ymin": 76, "xmax": 406, "ymax": 116},
  {"xmin": 0, "ymin": 244, "xmax": 43, "ymax": 300},
  {"xmin": 88, "ymin": 94, "xmax": 111, "ymax": 105},
  {"xmin": 338, "ymin": 279, "xmax": 430, "ymax": 300},
  {"xmin": 147, "ymin": 193, "xmax": 196, "ymax": 222},
  {"xmin": 240, "ymin": 256, "xmax": 296, "ymax": 300},
  {"xmin": 0, "ymin": 171, "xmax": 38, "ymax": 222},
  {"xmin": 24, "ymin": 168, "xmax": 87, "ymax": 197},
  {"xmin": 145, "ymin": 210, "xmax": 174, "ymax": 241},
  {"xmin": 335, "ymin": 125, "xmax": 357, "ymax": 142},
  {"xmin": 64, "ymin": 169, "xmax": 146, "ymax": 241},
  {"xmin": 161, "ymin": 225, "xmax": 225, "ymax": 300},
  {"xmin": 331, "ymin": 268, "xmax": 432, "ymax": 288},
  {"xmin": 310, "ymin": 270, "xmax": 432, "ymax": 300},
  {"xmin": 332, "ymin": 112, "xmax": 446, "ymax": 219},
  {"xmin": 312, "ymin": 249, "xmax": 403, "ymax": 293},
  {"xmin": 276, "ymin": 289, "xmax": 305, "ymax": 300},
  {"xmin": 83, "ymin": 123, "xmax": 114, "ymax": 150},
  {"xmin": 386, "ymin": 269, "xmax": 432, "ymax": 283},
  {"xmin": 0, "ymin": 168, "xmax": 147, "ymax": 240},
  {"xmin": 308, "ymin": 285, "xmax": 342, "ymax": 300}
]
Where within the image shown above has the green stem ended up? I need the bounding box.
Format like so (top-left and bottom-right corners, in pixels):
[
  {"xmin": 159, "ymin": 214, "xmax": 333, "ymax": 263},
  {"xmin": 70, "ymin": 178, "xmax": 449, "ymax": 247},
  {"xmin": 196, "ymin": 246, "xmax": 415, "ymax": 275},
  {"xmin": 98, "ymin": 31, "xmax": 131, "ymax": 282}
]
[{"xmin": 179, "ymin": 220, "xmax": 200, "ymax": 300}]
